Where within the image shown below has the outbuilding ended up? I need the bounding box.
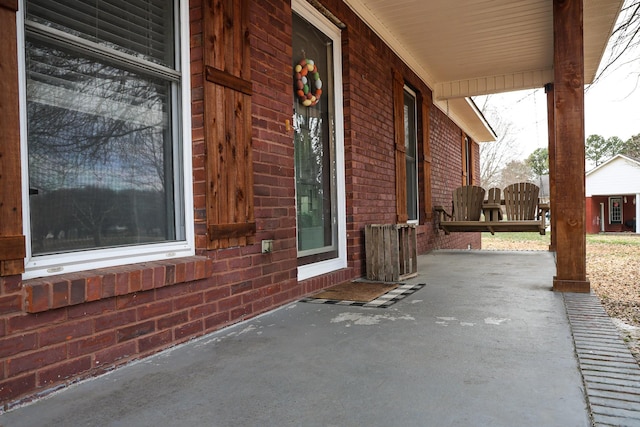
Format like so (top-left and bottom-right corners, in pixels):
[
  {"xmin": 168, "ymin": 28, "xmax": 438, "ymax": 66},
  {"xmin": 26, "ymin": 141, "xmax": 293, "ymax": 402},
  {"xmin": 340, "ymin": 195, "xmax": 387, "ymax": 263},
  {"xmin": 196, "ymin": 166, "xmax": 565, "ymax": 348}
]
[{"xmin": 586, "ymin": 154, "xmax": 640, "ymax": 233}]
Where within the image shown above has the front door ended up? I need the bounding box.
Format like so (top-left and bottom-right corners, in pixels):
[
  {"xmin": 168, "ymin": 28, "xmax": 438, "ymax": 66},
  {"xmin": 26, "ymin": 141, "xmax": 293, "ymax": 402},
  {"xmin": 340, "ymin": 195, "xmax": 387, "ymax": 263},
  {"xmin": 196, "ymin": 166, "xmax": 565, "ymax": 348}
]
[{"xmin": 292, "ymin": 4, "xmax": 346, "ymax": 279}]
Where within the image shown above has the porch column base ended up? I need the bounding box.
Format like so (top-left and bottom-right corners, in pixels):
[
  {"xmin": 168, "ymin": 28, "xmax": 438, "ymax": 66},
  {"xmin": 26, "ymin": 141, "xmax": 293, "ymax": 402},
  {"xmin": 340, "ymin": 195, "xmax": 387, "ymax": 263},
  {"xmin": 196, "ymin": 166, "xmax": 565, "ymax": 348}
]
[{"xmin": 553, "ymin": 277, "xmax": 590, "ymax": 293}]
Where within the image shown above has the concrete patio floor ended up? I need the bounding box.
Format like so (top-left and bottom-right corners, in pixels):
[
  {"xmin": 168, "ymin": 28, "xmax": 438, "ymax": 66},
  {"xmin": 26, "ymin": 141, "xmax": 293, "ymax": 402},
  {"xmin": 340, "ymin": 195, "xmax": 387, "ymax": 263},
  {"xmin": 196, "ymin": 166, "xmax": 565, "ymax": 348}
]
[{"xmin": 1, "ymin": 250, "xmax": 638, "ymax": 426}]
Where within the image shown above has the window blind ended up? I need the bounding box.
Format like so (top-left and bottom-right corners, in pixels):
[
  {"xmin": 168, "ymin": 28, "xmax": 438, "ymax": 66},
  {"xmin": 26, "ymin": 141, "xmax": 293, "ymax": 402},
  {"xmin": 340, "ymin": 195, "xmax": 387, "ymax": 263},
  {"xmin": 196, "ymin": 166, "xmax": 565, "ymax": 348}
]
[{"xmin": 26, "ymin": 0, "xmax": 173, "ymax": 67}]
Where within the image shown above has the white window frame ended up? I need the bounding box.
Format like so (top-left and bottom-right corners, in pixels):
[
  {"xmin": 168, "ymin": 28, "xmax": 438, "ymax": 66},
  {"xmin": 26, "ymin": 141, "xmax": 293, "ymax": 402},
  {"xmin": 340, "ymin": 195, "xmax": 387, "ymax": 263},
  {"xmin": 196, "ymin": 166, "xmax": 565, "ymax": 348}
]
[
  {"xmin": 18, "ymin": 0, "xmax": 194, "ymax": 280},
  {"xmin": 293, "ymin": 0, "xmax": 347, "ymax": 281}
]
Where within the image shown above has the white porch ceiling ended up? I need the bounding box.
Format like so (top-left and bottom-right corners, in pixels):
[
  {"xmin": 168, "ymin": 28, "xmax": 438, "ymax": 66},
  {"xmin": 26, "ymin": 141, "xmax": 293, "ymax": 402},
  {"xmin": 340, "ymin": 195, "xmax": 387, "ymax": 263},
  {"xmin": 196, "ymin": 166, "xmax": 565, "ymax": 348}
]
[{"xmin": 342, "ymin": 0, "xmax": 624, "ymax": 141}]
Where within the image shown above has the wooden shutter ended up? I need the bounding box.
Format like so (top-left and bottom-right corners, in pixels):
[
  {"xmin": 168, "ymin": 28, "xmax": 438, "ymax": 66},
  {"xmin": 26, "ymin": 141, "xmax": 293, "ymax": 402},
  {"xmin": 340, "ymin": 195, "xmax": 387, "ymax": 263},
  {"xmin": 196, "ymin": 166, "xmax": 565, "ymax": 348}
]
[
  {"xmin": 468, "ymin": 138, "xmax": 476, "ymax": 185},
  {"xmin": 392, "ymin": 70, "xmax": 408, "ymax": 224},
  {"xmin": 418, "ymin": 92, "xmax": 432, "ymax": 221},
  {"xmin": 461, "ymin": 134, "xmax": 477, "ymax": 186},
  {"xmin": 461, "ymin": 133, "xmax": 468, "ymax": 185},
  {"xmin": 203, "ymin": 0, "xmax": 255, "ymax": 249},
  {"xmin": 0, "ymin": 1, "xmax": 26, "ymax": 276}
]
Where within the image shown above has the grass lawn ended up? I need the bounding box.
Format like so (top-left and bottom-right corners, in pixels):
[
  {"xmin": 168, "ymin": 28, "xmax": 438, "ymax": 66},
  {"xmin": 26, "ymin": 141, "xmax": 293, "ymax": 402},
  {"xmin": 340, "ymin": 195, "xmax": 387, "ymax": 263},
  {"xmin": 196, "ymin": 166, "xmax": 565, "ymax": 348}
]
[
  {"xmin": 482, "ymin": 232, "xmax": 550, "ymax": 250},
  {"xmin": 483, "ymin": 231, "xmax": 640, "ymax": 250}
]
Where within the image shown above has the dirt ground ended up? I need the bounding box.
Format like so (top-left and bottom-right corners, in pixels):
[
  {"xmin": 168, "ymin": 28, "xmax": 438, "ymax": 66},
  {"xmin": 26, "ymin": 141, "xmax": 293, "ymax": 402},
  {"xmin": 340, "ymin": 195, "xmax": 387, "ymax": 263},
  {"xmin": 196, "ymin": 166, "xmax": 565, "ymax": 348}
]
[{"xmin": 482, "ymin": 235, "xmax": 640, "ymax": 364}]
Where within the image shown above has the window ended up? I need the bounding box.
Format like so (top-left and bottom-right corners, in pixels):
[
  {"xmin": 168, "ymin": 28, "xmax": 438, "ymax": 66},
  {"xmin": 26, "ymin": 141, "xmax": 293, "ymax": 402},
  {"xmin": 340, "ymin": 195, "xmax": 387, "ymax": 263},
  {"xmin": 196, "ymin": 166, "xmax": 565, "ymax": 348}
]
[
  {"xmin": 609, "ymin": 197, "xmax": 622, "ymax": 224},
  {"xmin": 292, "ymin": 0, "xmax": 346, "ymax": 280},
  {"xmin": 392, "ymin": 73, "xmax": 422, "ymax": 224},
  {"xmin": 404, "ymin": 87, "xmax": 418, "ymax": 222},
  {"xmin": 21, "ymin": 0, "xmax": 193, "ymax": 278}
]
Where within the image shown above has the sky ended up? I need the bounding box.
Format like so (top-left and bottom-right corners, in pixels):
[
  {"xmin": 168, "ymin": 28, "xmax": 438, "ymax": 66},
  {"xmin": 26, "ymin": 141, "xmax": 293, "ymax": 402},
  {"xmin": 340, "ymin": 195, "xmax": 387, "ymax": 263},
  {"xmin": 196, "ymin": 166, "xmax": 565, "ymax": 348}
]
[{"xmin": 475, "ymin": 37, "xmax": 640, "ymax": 161}]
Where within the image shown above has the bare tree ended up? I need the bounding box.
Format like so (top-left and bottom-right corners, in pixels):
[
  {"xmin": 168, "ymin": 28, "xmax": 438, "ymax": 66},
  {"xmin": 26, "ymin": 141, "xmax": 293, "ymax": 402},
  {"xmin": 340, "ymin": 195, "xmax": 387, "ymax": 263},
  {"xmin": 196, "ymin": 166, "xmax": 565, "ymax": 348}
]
[
  {"xmin": 500, "ymin": 160, "xmax": 534, "ymax": 187},
  {"xmin": 476, "ymin": 97, "xmax": 523, "ymax": 188},
  {"xmin": 592, "ymin": 0, "xmax": 640, "ymax": 85}
]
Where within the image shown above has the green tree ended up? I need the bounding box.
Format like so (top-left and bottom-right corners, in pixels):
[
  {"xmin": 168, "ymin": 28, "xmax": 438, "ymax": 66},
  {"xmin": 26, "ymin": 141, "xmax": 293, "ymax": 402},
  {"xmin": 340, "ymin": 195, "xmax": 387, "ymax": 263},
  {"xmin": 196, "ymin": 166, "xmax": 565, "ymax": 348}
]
[
  {"xmin": 607, "ymin": 136, "xmax": 624, "ymax": 152},
  {"xmin": 621, "ymin": 133, "xmax": 640, "ymax": 158},
  {"xmin": 525, "ymin": 147, "xmax": 549, "ymax": 177},
  {"xmin": 585, "ymin": 134, "xmax": 606, "ymax": 166},
  {"xmin": 525, "ymin": 148, "xmax": 548, "ymax": 196},
  {"xmin": 585, "ymin": 134, "xmax": 623, "ymax": 166}
]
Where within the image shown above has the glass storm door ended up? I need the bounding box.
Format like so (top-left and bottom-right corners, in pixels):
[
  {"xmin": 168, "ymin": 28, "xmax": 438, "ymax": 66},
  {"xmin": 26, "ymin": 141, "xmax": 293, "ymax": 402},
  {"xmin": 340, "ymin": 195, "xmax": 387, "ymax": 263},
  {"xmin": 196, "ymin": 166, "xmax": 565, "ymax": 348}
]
[{"xmin": 293, "ymin": 12, "xmax": 338, "ymax": 265}]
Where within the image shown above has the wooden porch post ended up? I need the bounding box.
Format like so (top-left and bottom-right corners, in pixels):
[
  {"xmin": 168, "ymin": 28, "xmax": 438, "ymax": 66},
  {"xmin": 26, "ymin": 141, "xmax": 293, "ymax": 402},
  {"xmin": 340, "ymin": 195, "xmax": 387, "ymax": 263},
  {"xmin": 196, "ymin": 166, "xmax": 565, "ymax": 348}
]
[
  {"xmin": 545, "ymin": 83, "xmax": 556, "ymax": 252},
  {"xmin": 552, "ymin": 0, "xmax": 589, "ymax": 292},
  {"xmin": 0, "ymin": 0, "xmax": 26, "ymax": 276}
]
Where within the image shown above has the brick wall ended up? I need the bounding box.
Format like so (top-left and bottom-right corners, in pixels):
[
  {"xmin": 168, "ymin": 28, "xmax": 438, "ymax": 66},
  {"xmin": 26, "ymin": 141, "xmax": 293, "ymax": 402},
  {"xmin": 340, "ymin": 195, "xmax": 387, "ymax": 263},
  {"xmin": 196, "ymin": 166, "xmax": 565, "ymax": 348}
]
[
  {"xmin": 429, "ymin": 107, "xmax": 482, "ymax": 250},
  {"xmin": 323, "ymin": 0, "xmax": 482, "ymax": 268},
  {"xmin": 0, "ymin": 0, "xmax": 483, "ymax": 407}
]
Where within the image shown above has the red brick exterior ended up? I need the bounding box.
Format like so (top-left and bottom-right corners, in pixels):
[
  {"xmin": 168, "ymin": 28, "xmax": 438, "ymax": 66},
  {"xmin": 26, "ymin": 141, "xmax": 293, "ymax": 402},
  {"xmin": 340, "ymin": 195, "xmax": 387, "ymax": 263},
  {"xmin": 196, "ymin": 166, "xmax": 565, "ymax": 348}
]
[
  {"xmin": 0, "ymin": 0, "xmax": 481, "ymax": 407},
  {"xmin": 586, "ymin": 195, "xmax": 638, "ymax": 233},
  {"xmin": 429, "ymin": 108, "xmax": 482, "ymax": 251}
]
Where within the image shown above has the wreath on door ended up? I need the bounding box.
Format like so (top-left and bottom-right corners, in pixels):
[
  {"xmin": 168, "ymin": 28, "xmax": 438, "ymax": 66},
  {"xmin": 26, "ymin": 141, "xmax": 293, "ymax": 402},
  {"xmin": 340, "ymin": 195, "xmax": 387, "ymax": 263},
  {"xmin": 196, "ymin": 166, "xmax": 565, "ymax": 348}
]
[{"xmin": 294, "ymin": 58, "xmax": 323, "ymax": 107}]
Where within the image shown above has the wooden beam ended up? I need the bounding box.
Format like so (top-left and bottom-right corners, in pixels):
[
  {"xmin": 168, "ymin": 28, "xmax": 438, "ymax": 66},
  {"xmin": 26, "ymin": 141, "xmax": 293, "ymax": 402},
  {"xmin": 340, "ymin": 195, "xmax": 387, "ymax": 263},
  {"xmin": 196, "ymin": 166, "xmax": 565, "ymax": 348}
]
[
  {"xmin": 552, "ymin": 0, "xmax": 589, "ymax": 292},
  {"xmin": 0, "ymin": 3, "xmax": 25, "ymax": 276},
  {"xmin": 208, "ymin": 222, "xmax": 256, "ymax": 240},
  {"xmin": 205, "ymin": 66, "xmax": 252, "ymax": 96},
  {"xmin": 545, "ymin": 83, "xmax": 556, "ymax": 252}
]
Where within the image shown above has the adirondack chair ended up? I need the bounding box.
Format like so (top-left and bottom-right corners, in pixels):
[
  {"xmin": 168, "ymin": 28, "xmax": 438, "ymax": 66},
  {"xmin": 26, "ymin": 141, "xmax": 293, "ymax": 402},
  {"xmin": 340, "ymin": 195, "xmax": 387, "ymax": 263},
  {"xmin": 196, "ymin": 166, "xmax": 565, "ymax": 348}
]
[
  {"xmin": 434, "ymin": 185, "xmax": 486, "ymax": 234},
  {"xmin": 498, "ymin": 182, "xmax": 549, "ymax": 234},
  {"xmin": 452, "ymin": 185, "xmax": 485, "ymax": 221},
  {"xmin": 503, "ymin": 182, "xmax": 539, "ymax": 220},
  {"xmin": 435, "ymin": 182, "xmax": 549, "ymax": 235}
]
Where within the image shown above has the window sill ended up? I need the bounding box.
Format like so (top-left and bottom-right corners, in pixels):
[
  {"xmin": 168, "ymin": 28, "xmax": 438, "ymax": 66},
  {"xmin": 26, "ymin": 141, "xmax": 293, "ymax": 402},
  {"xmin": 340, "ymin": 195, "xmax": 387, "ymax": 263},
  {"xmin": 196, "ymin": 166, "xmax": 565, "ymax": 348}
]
[{"xmin": 23, "ymin": 256, "xmax": 212, "ymax": 313}]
